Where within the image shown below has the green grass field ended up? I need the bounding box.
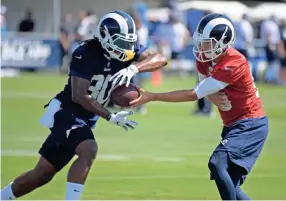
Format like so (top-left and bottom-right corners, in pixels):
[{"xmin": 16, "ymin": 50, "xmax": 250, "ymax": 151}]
[{"xmin": 1, "ymin": 73, "xmax": 286, "ymax": 200}]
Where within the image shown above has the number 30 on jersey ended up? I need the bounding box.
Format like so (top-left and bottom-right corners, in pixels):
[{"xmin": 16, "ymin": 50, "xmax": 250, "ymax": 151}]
[{"xmin": 88, "ymin": 74, "xmax": 114, "ymax": 105}]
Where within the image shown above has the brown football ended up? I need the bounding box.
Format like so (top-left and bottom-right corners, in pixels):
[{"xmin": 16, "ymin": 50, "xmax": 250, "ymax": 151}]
[{"xmin": 110, "ymin": 83, "xmax": 140, "ymax": 107}]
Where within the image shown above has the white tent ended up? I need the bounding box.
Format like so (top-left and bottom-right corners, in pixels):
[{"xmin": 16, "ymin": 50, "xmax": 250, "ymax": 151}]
[
  {"xmin": 147, "ymin": 7, "xmax": 170, "ymax": 22},
  {"xmin": 177, "ymin": 1, "xmax": 250, "ymax": 21},
  {"xmin": 247, "ymin": 3, "xmax": 286, "ymax": 21},
  {"xmin": 146, "ymin": 1, "xmax": 250, "ymax": 22}
]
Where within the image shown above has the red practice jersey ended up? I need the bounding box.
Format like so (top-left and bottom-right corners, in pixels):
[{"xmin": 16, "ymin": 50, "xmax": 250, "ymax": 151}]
[{"xmin": 196, "ymin": 47, "xmax": 265, "ymax": 126}]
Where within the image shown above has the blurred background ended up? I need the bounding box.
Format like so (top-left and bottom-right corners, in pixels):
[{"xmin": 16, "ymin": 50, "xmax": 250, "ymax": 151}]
[
  {"xmin": 1, "ymin": 0, "xmax": 286, "ymax": 85},
  {"xmin": 1, "ymin": 0, "xmax": 286, "ymax": 200}
]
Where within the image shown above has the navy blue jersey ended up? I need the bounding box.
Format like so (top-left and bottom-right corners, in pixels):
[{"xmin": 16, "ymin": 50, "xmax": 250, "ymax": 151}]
[{"xmin": 55, "ymin": 38, "xmax": 147, "ymax": 120}]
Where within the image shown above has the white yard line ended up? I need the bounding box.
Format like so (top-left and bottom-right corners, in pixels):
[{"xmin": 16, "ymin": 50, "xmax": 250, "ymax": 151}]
[
  {"xmin": 152, "ymin": 157, "xmax": 185, "ymax": 162},
  {"xmin": 1, "ymin": 150, "xmax": 131, "ymax": 161},
  {"xmin": 1, "ymin": 150, "xmax": 189, "ymax": 162},
  {"xmin": 1, "ymin": 91, "xmax": 53, "ymax": 99}
]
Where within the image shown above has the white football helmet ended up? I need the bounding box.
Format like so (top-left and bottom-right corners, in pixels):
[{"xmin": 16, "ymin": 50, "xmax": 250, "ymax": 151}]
[
  {"xmin": 193, "ymin": 13, "xmax": 236, "ymax": 62},
  {"xmin": 95, "ymin": 10, "xmax": 138, "ymax": 62}
]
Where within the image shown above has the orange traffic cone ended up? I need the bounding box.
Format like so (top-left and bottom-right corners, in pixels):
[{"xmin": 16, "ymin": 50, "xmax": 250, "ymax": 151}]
[{"xmin": 151, "ymin": 70, "xmax": 162, "ymax": 86}]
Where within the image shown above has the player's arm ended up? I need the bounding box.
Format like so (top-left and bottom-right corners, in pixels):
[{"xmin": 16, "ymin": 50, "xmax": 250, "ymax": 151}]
[
  {"xmin": 71, "ymin": 76, "xmax": 136, "ymax": 130},
  {"xmin": 198, "ymin": 72, "xmax": 221, "ymax": 101},
  {"xmin": 109, "ymin": 47, "xmax": 167, "ymax": 86},
  {"xmin": 196, "ymin": 71, "xmax": 229, "ymax": 109},
  {"xmin": 71, "ymin": 76, "xmax": 111, "ymax": 120},
  {"xmin": 69, "ymin": 48, "xmax": 111, "ymax": 120},
  {"xmin": 70, "ymin": 48, "xmax": 137, "ymax": 130},
  {"xmin": 130, "ymin": 77, "xmax": 228, "ymax": 106},
  {"xmin": 195, "ymin": 66, "xmax": 215, "ymax": 101},
  {"xmin": 132, "ymin": 49, "xmax": 168, "ymax": 72}
]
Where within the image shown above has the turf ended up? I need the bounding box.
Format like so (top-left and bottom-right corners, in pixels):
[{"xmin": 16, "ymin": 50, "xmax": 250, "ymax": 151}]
[{"xmin": 1, "ymin": 73, "xmax": 286, "ymax": 200}]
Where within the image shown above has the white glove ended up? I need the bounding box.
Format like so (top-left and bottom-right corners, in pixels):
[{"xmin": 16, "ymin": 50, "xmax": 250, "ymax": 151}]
[
  {"xmin": 109, "ymin": 64, "xmax": 139, "ymax": 87},
  {"xmin": 107, "ymin": 111, "xmax": 138, "ymax": 131}
]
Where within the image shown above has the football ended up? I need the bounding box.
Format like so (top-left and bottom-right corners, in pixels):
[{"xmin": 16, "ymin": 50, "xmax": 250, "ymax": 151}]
[{"xmin": 110, "ymin": 83, "xmax": 140, "ymax": 107}]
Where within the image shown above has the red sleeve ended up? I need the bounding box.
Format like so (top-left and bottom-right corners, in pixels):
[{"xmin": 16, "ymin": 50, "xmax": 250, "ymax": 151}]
[
  {"xmin": 212, "ymin": 61, "xmax": 246, "ymax": 85},
  {"xmin": 196, "ymin": 61, "xmax": 207, "ymax": 75}
]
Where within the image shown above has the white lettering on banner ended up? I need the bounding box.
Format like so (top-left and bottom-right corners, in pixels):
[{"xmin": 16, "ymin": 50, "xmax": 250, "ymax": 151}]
[{"xmin": 0, "ymin": 40, "xmax": 51, "ymax": 67}]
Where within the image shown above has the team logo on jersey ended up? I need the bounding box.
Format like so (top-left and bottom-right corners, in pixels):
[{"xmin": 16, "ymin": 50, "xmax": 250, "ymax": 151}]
[{"xmin": 104, "ymin": 61, "xmax": 111, "ymax": 71}]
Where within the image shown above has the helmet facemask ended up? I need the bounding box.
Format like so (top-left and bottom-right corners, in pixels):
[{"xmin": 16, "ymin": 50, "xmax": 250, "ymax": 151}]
[{"xmin": 97, "ymin": 25, "xmax": 137, "ymax": 61}]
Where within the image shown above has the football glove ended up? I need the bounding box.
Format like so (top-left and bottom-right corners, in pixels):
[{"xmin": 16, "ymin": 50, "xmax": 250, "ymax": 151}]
[
  {"xmin": 109, "ymin": 64, "xmax": 139, "ymax": 87},
  {"xmin": 107, "ymin": 111, "xmax": 138, "ymax": 131}
]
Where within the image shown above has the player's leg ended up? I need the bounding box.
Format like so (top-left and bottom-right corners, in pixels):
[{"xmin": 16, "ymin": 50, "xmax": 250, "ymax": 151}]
[
  {"xmin": 64, "ymin": 126, "xmax": 98, "ymax": 200},
  {"xmin": 208, "ymin": 151, "xmax": 237, "ymax": 200},
  {"xmin": 67, "ymin": 140, "xmax": 97, "ymax": 183},
  {"xmin": 235, "ymin": 186, "xmax": 250, "ymax": 200},
  {"xmin": 229, "ymin": 163, "xmax": 251, "ymax": 200},
  {"xmin": 2, "ymin": 125, "xmax": 77, "ymax": 200},
  {"xmin": 210, "ymin": 116, "xmax": 269, "ymax": 200},
  {"xmin": 1, "ymin": 108, "xmax": 82, "ymax": 200},
  {"xmin": 233, "ymin": 117, "xmax": 268, "ymax": 200},
  {"xmin": 1, "ymin": 156, "xmax": 57, "ymax": 199}
]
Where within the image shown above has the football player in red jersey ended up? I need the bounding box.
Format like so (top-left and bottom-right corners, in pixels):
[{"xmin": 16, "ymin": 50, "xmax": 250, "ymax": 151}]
[{"xmin": 130, "ymin": 13, "xmax": 268, "ymax": 200}]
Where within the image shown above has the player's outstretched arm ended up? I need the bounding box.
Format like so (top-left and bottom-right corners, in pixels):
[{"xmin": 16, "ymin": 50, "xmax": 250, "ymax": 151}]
[
  {"xmin": 130, "ymin": 77, "xmax": 228, "ymax": 107},
  {"xmin": 71, "ymin": 76, "xmax": 111, "ymax": 120},
  {"xmin": 133, "ymin": 49, "xmax": 168, "ymax": 72},
  {"xmin": 129, "ymin": 88, "xmax": 198, "ymax": 107},
  {"xmin": 109, "ymin": 49, "xmax": 168, "ymax": 87}
]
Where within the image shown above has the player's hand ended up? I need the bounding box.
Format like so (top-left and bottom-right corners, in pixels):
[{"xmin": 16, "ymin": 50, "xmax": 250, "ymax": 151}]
[
  {"xmin": 208, "ymin": 92, "xmax": 232, "ymax": 111},
  {"xmin": 109, "ymin": 64, "xmax": 139, "ymax": 87},
  {"xmin": 129, "ymin": 88, "xmax": 154, "ymax": 107},
  {"xmin": 107, "ymin": 111, "xmax": 138, "ymax": 131}
]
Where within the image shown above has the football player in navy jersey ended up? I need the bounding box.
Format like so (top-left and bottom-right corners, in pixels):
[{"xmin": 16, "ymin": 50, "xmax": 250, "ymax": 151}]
[{"xmin": 1, "ymin": 10, "xmax": 167, "ymax": 200}]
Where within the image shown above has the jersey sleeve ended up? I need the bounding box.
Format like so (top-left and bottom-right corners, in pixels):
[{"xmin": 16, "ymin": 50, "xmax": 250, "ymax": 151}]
[
  {"xmin": 212, "ymin": 61, "xmax": 246, "ymax": 85},
  {"xmin": 133, "ymin": 41, "xmax": 148, "ymax": 61},
  {"xmin": 69, "ymin": 46, "xmax": 94, "ymax": 80},
  {"xmin": 194, "ymin": 77, "xmax": 228, "ymax": 99}
]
